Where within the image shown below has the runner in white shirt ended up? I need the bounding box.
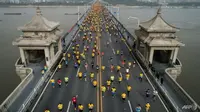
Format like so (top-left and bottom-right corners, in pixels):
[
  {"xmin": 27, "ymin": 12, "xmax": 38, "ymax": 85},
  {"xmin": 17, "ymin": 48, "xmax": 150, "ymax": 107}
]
[{"xmin": 152, "ymin": 89, "xmax": 158, "ymax": 101}]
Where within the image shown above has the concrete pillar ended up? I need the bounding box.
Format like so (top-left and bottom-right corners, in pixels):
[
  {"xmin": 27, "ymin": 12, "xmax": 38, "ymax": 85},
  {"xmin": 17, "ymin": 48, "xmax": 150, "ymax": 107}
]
[
  {"xmin": 24, "ymin": 50, "xmax": 29, "ymax": 65},
  {"xmin": 149, "ymin": 47, "xmax": 154, "ymax": 64},
  {"xmin": 44, "ymin": 47, "xmax": 50, "ymax": 67},
  {"xmin": 172, "ymin": 48, "xmax": 179, "ymax": 63},
  {"xmin": 50, "ymin": 44, "xmax": 54, "ymax": 61},
  {"xmin": 19, "ymin": 47, "xmax": 26, "ymax": 66},
  {"xmin": 58, "ymin": 39, "xmax": 62, "ymax": 51},
  {"xmin": 170, "ymin": 50, "xmax": 174, "ymax": 60}
]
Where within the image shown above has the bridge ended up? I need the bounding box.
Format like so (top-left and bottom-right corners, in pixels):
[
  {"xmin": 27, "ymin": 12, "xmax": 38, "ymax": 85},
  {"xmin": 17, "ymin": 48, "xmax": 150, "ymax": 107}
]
[{"xmin": 0, "ymin": 1, "xmax": 200, "ymax": 112}]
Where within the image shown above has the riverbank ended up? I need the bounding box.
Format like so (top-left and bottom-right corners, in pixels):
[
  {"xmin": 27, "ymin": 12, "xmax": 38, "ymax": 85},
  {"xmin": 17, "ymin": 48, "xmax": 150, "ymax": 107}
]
[{"xmin": 5, "ymin": 5, "xmax": 200, "ymax": 9}]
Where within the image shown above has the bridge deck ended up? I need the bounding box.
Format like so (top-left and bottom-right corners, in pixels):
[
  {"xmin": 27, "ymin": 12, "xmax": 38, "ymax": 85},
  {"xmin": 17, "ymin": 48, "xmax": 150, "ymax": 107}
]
[{"xmin": 31, "ymin": 27, "xmax": 168, "ymax": 112}]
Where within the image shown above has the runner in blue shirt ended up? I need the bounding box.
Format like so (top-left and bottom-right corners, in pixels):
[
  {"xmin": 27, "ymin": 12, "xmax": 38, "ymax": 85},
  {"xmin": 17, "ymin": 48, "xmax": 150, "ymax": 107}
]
[{"xmin": 135, "ymin": 104, "xmax": 141, "ymax": 112}]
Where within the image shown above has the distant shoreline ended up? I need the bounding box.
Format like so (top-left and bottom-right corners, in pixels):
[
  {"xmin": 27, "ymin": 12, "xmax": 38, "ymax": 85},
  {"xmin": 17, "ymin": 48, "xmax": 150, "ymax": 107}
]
[
  {"xmin": 3, "ymin": 5, "xmax": 199, "ymax": 9},
  {"xmin": 0, "ymin": 4, "xmax": 199, "ymax": 9}
]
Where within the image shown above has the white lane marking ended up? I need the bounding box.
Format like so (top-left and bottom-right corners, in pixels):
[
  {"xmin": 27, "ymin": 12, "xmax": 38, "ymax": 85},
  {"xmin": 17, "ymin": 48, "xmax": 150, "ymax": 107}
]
[
  {"xmin": 66, "ymin": 101, "xmax": 71, "ymax": 112},
  {"xmin": 109, "ymin": 38, "xmax": 112, "ymax": 43},
  {"xmin": 66, "ymin": 43, "xmax": 72, "ymax": 52},
  {"xmin": 128, "ymin": 100, "xmax": 133, "ymax": 112},
  {"xmin": 119, "ymin": 72, "xmax": 122, "ymax": 77},
  {"xmin": 112, "ymin": 48, "xmax": 115, "ymax": 54},
  {"xmin": 76, "ymin": 67, "xmax": 80, "ymax": 77},
  {"xmin": 132, "ymin": 51, "xmax": 169, "ymax": 112}
]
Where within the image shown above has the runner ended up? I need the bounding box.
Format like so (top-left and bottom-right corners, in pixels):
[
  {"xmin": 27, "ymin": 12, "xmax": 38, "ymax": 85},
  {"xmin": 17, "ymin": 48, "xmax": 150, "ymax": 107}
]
[
  {"xmin": 127, "ymin": 85, "xmax": 132, "ymax": 97},
  {"xmin": 90, "ymin": 72, "xmax": 94, "ymax": 82},
  {"xmin": 110, "ymin": 64, "xmax": 114, "ymax": 72},
  {"xmin": 83, "ymin": 72, "xmax": 87, "ymax": 81},
  {"xmin": 67, "ymin": 53, "xmax": 71, "ymax": 59},
  {"xmin": 93, "ymin": 80, "xmax": 97, "ymax": 88},
  {"xmin": 58, "ymin": 63, "xmax": 62, "ymax": 71},
  {"xmin": 64, "ymin": 77, "xmax": 69, "ymax": 86},
  {"xmin": 117, "ymin": 50, "xmax": 120, "ymax": 55},
  {"xmin": 135, "ymin": 104, "xmax": 142, "ymax": 112},
  {"xmin": 65, "ymin": 59, "xmax": 68, "ymax": 67},
  {"xmin": 128, "ymin": 61, "xmax": 132, "ymax": 68},
  {"xmin": 50, "ymin": 79, "xmax": 55, "ymax": 88},
  {"xmin": 72, "ymin": 96, "xmax": 77, "ymax": 110},
  {"xmin": 106, "ymin": 80, "xmax": 111, "ymax": 90},
  {"xmin": 111, "ymin": 87, "xmax": 116, "ymax": 98},
  {"xmin": 110, "ymin": 75, "xmax": 114, "ymax": 84},
  {"xmin": 78, "ymin": 72, "xmax": 83, "ymax": 80},
  {"xmin": 121, "ymin": 92, "xmax": 126, "ymax": 102},
  {"xmin": 78, "ymin": 104, "xmax": 84, "ymax": 112},
  {"xmin": 139, "ymin": 73, "xmax": 143, "ymax": 82},
  {"xmin": 57, "ymin": 103, "xmax": 63, "ymax": 111},
  {"xmin": 88, "ymin": 102, "xmax": 94, "ymax": 112},
  {"xmin": 117, "ymin": 65, "xmax": 121, "ymax": 72},
  {"xmin": 57, "ymin": 79, "xmax": 62, "ymax": 88},
  {"xmin": 145, "ymin": 102, "xmax": 150, "ymax": 112},
  {"xmin": 74, "ymin": 62, "xmax": 78, "ymax": 68},
  {"xmin": 91, "ymin": 60, "xmax": 94, "ymax": 68},
  {"xmin": 152, "ymin": 89, "xmax": 158, "ymax": 101},
  {"xmin": 126, "ymin": 68, "xmax": 129, "ymax": 74},
  {"xmin": 85, "ymin": 62, "xmax": 88, "ymax": 70},
  {"xmin": 118, "ymin": 76, "xmax": 122, "ymax": 84},
  {"xmin": 101, "ymin": 65, "xmax": 105, "ymax": 72},
  {"xmin": 44, "ymin": 109, "xmax": 50, "ymax": 112},
  {"xmin": 101, "ymin": 85, "xmax": 106, "ymax": 97},
  {"xmin": 126, "ymin": 73, "xmax": 130, "ymax": 80},
  {"xmin": 96, "ymin": 65, "xmax": 99, "ymax": 72},
  {"xmin": 146, "ymin": 89, "xmax": 150, "ymax": 98}
]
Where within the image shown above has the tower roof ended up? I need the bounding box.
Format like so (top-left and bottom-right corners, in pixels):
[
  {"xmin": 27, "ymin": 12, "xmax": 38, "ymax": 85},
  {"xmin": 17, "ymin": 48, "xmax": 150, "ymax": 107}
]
[
  {"xmin": 19, "ymin": 7, "xmax": 60, "ymax": 32},
  {"xmin": 139, "ymin": 7, "xmax": 179, "ymax": 33}
]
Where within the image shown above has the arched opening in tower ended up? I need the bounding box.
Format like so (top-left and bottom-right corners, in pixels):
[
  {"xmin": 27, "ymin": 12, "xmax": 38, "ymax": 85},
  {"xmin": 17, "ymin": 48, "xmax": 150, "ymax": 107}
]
[{"xmin": 153, "ymin": 50, "xmax": 171, "ymax": 63}]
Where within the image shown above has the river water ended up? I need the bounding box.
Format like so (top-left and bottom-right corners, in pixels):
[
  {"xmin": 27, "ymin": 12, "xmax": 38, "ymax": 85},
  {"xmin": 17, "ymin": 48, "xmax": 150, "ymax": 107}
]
[{"xmin": 0, "ymin": 6, "xmax": 199, "ymax": 104}]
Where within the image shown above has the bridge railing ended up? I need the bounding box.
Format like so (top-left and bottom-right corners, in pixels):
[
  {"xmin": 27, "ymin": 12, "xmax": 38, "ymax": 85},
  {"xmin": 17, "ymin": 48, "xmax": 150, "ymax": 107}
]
[
  {"xmin": 0, "ymin": 58, "xmax": 33, "ymax": 112},
  {"xmin": 105, "ymin": 8, "xmax": 200, "ymax": 112},
  {"xmin": 165, "ymin": 66, "xmax": 200, "ymax": 111}
]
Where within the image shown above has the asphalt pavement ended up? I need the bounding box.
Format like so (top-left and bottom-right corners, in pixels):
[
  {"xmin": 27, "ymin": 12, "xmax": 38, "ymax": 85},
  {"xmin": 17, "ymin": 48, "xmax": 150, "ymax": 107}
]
[{"xmin": 32, "ymin": 15, "xmax": 168, "ymax": 112}]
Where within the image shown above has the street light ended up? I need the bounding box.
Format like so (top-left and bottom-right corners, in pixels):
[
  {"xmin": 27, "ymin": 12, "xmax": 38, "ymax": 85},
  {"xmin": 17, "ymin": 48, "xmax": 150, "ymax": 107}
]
[{"xmin": 128, "ymin": 16, "xmax": 140, "ymax": 28}]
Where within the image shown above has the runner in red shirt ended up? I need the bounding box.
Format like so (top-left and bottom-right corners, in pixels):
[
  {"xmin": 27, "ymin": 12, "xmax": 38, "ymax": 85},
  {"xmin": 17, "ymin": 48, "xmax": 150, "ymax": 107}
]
[
  {"xmin": 72, "ymin": 96, "xmax": 77, "ymax": 110},
  {"xmin": 57, "ymin": 79, "xmax": 62, "ymax": 88}
]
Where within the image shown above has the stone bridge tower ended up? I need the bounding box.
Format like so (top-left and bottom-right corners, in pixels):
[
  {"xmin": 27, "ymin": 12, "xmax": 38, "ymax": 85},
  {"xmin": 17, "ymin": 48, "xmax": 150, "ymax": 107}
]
[
  {"xmin": 13, "ymin": 7, "xmax": 63, "ymax": 68},
  {"xmin": 135, "ymin": 7, "xmax": 185, "ymax": 77}
]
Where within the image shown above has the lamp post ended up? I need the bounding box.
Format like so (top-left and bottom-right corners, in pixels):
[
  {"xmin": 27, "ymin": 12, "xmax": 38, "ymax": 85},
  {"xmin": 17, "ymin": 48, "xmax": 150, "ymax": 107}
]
[{"xmin": 128, "ymin": 16, "xmax": 140, "ymax": 28}]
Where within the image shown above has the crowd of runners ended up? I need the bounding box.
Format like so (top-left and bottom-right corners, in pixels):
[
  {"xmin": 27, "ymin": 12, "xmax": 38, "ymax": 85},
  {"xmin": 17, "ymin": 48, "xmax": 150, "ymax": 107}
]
[{"xmin": 44, "ymin": 5, "xmax": 158, "ymax": 112}]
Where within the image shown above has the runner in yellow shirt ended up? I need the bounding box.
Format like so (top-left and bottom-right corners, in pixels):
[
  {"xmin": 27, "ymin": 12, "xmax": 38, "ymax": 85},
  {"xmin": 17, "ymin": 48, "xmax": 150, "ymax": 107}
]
[
  {"xmin": 57, "ymin": 103, "xmax": 63, "ymax": 111},
  {"xmin": 121, "ymin": 93, "xmax": 127, "ymax": 102},
  {"xmin": 145, "ymin": 102, "xmax": 150, "ymax": 112},
  {"xmin": 90, "ymin": 72, "xmax": 94, "ymax": 82},
  {"xmin": 78, "ymin": 104, "xmax": 84, "ymax": 112},
  {"xmin": 126, "ymin": 73, "xmax": 130, "ymax": 80},
  {"xmin": 50, "ymin": 79, "xmax": 55, "ymax": 88},
  {"xmin": 78, "ymin": 72, "xmax": 82, "ymax": 80},
  {"xmin": 92, "ymin": 53, "xmax": 95, "ymax": 58},
  {"xmin": 88, "ymin": 103, "xmax": 94, "ymax": 112},
  {"xmin": 118, "ymin": 76, "xmax": 122, "ymax": 84},
  {"xmin": 77, "ymin": 60, "xmax": 81, "ymax": 65},
  {"xmin": 139, "ymin": 73, "xmax": 143, "ymax": 82},
  {"xmin": 106, "ymin": 80, "xmax": 111, "ymax": 90},
  {"xmin": 117, "ymin": 65, "xmax": 121, "ymax": 72},
  {"xmin": 67, "ymin": 53, "xmax": 71, "ymax": 59},
  {"xmin": 93, "ymin": 80, "xmax": 97, "ymax": 88},
  {"xmin": 101, "ymin": 66, "xmax": 105, "ymax": 72},
  {"xmin": 127, "ymin": 85, "xmax": 132, "ymax": 96},
  {"xmin": 101, "ymin": 85, "xmax": 106, "ymax": 97}
]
